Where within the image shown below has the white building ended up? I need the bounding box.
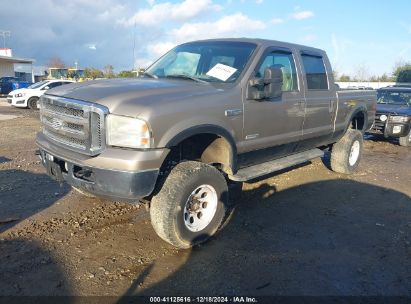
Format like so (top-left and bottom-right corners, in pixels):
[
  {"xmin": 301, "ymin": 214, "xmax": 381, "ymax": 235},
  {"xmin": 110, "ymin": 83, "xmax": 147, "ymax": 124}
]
[{"xmin": 0, "ymin": 48, "xmax": 34, "ymax": 81}]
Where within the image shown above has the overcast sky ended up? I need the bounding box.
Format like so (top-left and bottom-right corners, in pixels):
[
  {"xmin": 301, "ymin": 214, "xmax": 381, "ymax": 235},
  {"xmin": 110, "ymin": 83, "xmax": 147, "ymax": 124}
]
[{"xmin": 1, "ymin": 0, "xmax": 411, "ymax": 77}]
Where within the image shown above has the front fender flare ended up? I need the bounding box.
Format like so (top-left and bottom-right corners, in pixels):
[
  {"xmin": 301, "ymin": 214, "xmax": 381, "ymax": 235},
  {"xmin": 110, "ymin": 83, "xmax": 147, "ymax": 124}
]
[{"xmin": 164, "ymin": 124, "xmax": 238, "ymax": 173}]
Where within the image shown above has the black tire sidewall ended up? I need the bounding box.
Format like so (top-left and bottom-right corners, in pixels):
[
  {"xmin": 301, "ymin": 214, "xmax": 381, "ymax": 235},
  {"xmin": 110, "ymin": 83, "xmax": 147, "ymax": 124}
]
[
  {"xmin": 172, "ymin": 169, "xmax": 228, "ymax": 245},
  {"xmin": 28, "ymin": 97, "xmax": 38, "ymax": 109}
]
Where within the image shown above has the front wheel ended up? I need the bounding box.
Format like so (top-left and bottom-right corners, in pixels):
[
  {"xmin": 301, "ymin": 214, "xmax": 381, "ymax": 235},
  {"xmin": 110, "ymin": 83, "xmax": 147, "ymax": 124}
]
[
  {"xmin": 150, "ymin": 161, "xmax": 228, "ymax": 248},
  {"xmin": 399, "ymin": 130, "xmax": 411, "ymax": 147},
  {"xmin": 330, "ymin": 129, "xmax": 363, "ymax": 174},
  {"xmin": 28, "ymin": 97, "xmax": 39, "ymax": 110}
]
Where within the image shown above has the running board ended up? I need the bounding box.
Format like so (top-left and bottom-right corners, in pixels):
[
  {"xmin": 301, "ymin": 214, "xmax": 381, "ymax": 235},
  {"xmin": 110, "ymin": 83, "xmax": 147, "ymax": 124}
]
[{"xmin": 229, "ymin": 148, "xmax": 324, "ymax": 182}]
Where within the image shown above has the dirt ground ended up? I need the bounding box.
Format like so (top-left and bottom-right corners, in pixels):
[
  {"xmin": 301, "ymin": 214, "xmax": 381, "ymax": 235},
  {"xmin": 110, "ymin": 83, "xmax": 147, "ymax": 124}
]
[{"xmin": 0, "ymin": 99, "xmax": 410, "ymax": 299}]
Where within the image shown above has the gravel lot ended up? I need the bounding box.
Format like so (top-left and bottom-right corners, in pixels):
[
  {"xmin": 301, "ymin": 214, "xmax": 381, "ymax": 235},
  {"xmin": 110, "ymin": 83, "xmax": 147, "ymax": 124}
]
[{"xmin": 0, "ymin": 99, "xmax": 410, "ymax": 298}]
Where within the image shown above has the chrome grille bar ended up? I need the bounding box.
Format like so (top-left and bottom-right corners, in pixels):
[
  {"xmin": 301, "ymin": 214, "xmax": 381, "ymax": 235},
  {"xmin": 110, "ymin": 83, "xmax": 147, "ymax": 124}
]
[{"xmin": 40, "ymin": 95, "xmax": 108, "ymax": 155}]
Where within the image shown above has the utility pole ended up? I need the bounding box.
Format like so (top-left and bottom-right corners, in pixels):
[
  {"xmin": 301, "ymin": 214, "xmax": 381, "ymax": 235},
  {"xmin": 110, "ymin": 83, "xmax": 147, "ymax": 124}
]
[{"xmin": 0, "ymin": 30, "xmax": 11, "ymax": 48}]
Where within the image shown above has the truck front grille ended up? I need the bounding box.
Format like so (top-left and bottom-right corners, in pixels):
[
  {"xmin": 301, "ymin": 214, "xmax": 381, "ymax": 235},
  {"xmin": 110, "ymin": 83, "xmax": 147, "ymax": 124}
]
[
  {"xmin": 40, "ymin": 96, "xmax": 108, "ymax": 156},
  {"xmin": 373, "ymin": 112, "xmax": 386, "ymax": 132}
]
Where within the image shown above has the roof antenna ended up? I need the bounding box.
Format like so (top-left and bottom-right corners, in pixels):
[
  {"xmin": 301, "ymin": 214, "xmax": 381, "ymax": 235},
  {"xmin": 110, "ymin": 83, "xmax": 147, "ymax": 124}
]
[{"xmin": 132, "ymin": 19, "xmax": 137, "ymax": 71}]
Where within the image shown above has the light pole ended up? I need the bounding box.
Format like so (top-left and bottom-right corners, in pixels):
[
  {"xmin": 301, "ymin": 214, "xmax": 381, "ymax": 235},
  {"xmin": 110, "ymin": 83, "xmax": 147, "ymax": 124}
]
[{"xmin": 0, "ymin": 30, "xmax": 11, "ymax": 49}]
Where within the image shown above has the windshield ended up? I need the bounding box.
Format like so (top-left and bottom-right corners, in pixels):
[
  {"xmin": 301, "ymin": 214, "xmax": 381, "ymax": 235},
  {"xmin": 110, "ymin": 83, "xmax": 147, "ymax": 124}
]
[
  {"xmin": 28, "ymin": 80, "xmax": 48, "ymax": 89},
  {"xmin": 145, "ymin": 41, "xmax": 257, "ymax": 83},
  {"xmin": 377, "ymin": 90, "xmax": 411, "ymax": 106}
]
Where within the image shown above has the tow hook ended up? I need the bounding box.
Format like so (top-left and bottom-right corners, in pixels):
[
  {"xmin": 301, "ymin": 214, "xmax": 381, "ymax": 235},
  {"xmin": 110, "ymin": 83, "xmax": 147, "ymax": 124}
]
[{"xmin": 74, "ymin": 168, "xmax": 94, "ymax": 182}]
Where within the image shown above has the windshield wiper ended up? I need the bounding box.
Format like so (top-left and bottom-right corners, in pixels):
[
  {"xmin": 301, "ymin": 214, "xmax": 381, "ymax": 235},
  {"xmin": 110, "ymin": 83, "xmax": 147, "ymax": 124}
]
[{"xmin": 166, "ymin": 74, "xmax": 207, "ymax": 83}]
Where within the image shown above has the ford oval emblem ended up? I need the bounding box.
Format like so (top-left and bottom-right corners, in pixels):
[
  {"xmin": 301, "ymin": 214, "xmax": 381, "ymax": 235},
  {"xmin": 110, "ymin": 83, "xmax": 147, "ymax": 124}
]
[{"xmin": 51, "ymin": 118, "xmax": 63, "ymax": 129}]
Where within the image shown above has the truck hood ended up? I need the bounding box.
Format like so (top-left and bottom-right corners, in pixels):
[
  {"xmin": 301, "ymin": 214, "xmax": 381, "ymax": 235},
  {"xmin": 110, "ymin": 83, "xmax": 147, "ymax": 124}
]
[
  {"xmin": 45, "ymin": 78, "xmax": 224, "ymax": 115},
  {"xmin": 377, "ymin": 103, "xmax": 411, "ymax": 116}
]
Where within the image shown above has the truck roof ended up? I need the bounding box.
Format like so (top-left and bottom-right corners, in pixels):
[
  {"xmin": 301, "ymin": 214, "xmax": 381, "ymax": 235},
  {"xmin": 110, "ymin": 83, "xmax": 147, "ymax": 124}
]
[{"xmin": 185, "ymin": 37, "xmax": 326, "ymax": 55}]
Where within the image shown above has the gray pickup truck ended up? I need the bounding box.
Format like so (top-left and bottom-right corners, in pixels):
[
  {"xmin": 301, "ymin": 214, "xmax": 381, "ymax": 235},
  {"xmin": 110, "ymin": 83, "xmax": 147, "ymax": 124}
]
[{"xmin": 36, "ymin": 38, "xmax": 376, "ymax": 248}]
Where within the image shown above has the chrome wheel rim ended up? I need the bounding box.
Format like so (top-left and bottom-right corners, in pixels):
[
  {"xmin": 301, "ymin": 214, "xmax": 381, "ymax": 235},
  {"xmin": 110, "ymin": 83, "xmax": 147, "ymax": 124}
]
[
  {"xmin": 183, "ymin": 184, "xmax": 218, "ymax": 232},
  {"xmin": 349, "ymin": 140, "xmax": 360, "ymax": 166}
]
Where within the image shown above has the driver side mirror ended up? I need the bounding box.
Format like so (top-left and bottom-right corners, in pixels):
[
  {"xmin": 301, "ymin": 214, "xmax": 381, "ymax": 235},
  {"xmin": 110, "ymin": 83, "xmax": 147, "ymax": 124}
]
[
  {"xmin": 42, "ymin": 86, "xmax": 50, "ymax": 90},
  {"xmin": 247, "ymin": 66, "xmax": 283, "ymax": 100}
]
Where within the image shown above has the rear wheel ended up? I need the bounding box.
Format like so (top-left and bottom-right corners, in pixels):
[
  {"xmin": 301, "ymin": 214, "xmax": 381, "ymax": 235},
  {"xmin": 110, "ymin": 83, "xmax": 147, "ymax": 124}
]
[
  {"xmin": 330, "ymin": 129, "xmax": 363, "ymax": 174},
  {"xmin": 399, "ymin": 130, "xmax": 411, "ymax": 147},
  {"xmin": 28, "ymin": 97, "xmax": 39, "ymax": 110},
  {"xmin": 150, "ymin": 161, "xmax": 228, "ymax": 248}
]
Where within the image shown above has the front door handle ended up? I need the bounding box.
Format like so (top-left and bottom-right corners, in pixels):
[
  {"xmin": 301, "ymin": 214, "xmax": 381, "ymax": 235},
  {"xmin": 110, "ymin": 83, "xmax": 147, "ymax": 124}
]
[{"xmin": 225, "ymin": 109, "xmax": 243, "ymax": 117}]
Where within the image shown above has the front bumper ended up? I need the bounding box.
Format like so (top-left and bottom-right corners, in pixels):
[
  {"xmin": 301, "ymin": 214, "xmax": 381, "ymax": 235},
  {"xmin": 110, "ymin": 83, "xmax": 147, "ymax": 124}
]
[
  {"xmin": 370, "ymin": 121, "xmax": 411, "ymax": 138},
  {"xmin": 37, "ymin": 132, "xmax": 169, "ymax": 202},
  {"xmin": 7, "ymin": 96, "xmax": 26, "ymax": 107}
]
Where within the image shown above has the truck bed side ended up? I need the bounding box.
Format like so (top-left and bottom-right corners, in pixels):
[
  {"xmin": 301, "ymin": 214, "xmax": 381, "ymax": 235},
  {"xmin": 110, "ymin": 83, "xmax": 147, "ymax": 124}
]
[{"xmin": 335, "ymin": 89, "xmax": 377, "ymax": 134}]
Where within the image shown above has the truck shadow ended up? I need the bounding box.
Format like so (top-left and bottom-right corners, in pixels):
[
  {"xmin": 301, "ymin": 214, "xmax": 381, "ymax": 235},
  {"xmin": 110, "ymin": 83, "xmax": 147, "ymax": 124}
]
[
  {"xmin": 121, "ymin": 179, "xmax": 411, "ymax": 297},
  {"xmin": 0, "ymin": 169, "xmax": 73, "ymax": 297},
  {"xmin": 0, "ymin": 238, "xmax": 72, "ymax": 296},
  {"xmin": 364, "ymin": 133, "xmax": 400, "ymax": 145},
  {"xmin": 0, "ymin": 169, "xmax": 70, "ymax": 233}
]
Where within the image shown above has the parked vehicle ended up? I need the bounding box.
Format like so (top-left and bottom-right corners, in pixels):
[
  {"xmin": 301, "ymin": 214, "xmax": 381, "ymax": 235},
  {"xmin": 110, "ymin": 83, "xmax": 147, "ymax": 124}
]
[
  {"xmin": 0, "ymin": 76, "xmax": 32, "ymax": 96},
  {"xmin": 47, "ymin": 68, "xmax": 68, "ymax": 80},
  {"xmin": 47, "ymin": 68, "xmax": 86, "ymax": 81},
  {"xmin": 369, "ymin": 85, "xmax": 411, "ymax": 146},
  {"xmin": 36, "ymin": 38, "xmax": 376, "ymax": 248},
  {"xmin": 7, "ymin": 80, "xmax": 74, "ymax": 109}
]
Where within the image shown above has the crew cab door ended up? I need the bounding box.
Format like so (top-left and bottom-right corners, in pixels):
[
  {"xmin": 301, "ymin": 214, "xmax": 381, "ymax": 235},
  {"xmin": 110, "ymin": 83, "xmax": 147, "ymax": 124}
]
[
  {"xmin": 241, "ymin": 48, "xmax": 305, "ymax": 158},
  {"xmin": 298, "ymin": 51, "xmax": 336, "ymax": 148}
]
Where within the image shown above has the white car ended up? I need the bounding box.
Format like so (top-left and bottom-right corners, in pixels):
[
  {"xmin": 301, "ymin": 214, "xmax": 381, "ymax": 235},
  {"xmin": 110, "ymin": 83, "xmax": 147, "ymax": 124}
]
[{"xmin": 7, "ymin": 79, "xmax": 74, "ymax": 109}]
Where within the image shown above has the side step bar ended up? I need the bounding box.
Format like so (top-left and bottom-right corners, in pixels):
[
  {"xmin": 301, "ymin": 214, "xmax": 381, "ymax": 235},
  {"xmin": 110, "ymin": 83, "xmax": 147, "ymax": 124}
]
[{"xmin": 229, "ymin": 148, "xmax": 324, "ymax": 182}]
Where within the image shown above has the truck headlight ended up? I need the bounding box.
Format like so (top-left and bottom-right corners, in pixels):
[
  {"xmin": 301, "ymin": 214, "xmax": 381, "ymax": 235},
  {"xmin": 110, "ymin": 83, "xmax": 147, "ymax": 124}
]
[
  {"xmin": 106, "ymin": 114, "xmax": 152, "ymax": 148},
  {"xmin": 15, "ymin": 93, "xmax": 25, "ymax": 97},
  {"xmin": 389, "ymin": 116, "xmax": 410, "ymax": 123}
]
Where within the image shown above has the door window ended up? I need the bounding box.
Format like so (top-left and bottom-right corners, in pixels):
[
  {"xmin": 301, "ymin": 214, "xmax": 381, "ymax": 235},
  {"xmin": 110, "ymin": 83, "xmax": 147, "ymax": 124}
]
[
  {"xmin": 255, "ymin": 51, "xmax": 298, "ymax": 92},
  {"xmin": 301, "ymin": 54, "xmax": 328, "ymax": 90},
  {"xmin": 46, "ymin": 82, "xmax": 62, "ymax": 89}
]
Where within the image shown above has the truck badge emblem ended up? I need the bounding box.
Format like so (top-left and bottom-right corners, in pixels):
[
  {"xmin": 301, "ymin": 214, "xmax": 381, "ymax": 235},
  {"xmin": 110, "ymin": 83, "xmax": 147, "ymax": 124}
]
[{"xmin": 51, "ymin": 118, "xmax": 63, "ymax": 130}]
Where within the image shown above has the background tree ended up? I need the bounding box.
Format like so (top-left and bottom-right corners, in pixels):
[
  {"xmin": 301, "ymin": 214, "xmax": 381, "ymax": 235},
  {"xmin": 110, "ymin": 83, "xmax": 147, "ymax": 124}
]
[
  {"xmin": 84, "ymin": 67, "xmax": 103, "ymax": 79},
  {"xmin": 117, "ymin": 70, "xmax": 136, "ymax": 78},
  {"xmin": 339, "ymin": 74, "xmax": 351, "ymax": 82},
  {"xmin": 353, "ymin": 64, "xmax": 370, "ymax": 81},
  {"xmin": 397, "ymin": 69, "xmax": 411, "ymax": 82},
  {"xmin": 47, "ymin": 57, "xmax": 66, "ymax": 68},
  {"xmin": 332, "ymin": 70, "xmax": 339, "ymax": 81},
  {"xmin": 103, "ymin": 64, "xmax": 115, "ymax": 78},
  {"xmin": 370, "ymin": 73, "xmax": 395, "ymax": 82},
  {"xmin": 379, "ymin": 73, "xmax": 394, "ymax": 82},
  {"xmin": 393, "ymin": 61, "xmax": 411, "ymax": 82}
]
